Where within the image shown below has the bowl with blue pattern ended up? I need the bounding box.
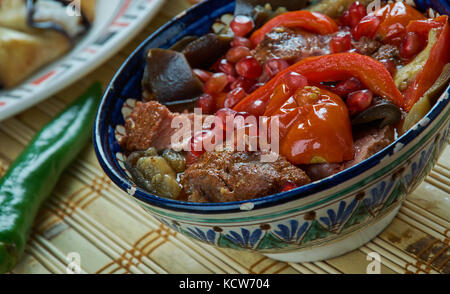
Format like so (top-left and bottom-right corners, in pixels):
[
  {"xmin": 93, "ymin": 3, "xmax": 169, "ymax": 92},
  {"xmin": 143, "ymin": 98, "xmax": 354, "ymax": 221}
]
[{"xmin": 94, "ymin": 0, "xmax": 450, "ymax": 262}]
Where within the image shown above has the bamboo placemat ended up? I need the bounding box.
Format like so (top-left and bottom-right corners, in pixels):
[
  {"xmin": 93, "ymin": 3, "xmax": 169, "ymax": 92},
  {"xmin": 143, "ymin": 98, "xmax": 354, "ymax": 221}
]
[{"xmin": 1, "ymin": 0, "xmax": 449, "ymax": 274}]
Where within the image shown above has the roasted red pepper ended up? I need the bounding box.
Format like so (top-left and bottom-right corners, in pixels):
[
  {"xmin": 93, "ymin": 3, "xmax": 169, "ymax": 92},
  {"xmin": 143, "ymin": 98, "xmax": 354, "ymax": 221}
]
[
  {"xmin": 269, "ymin": 86, "xmax": 354, "ymax": 165},
  {"xmin": 403, "ymin": 16, "xmax": 450, "ymax": 111},
  {"xmin": 406, "ymin": 15, "xmax": 448, "ymax": 40},
  {"xmin": 233, "ymin": 53, "xmax": 404, "ymax": 115},
  {"xmin": 352, "ymin": 2, "xmax": 425, "ymax": 44},
  {"xmin": 250, "ymin": 11, "xmax": 339, "ymax": 46},
  {"xmin": 376, "ymin": 2, "xmax": 425, "ymax": 44}
]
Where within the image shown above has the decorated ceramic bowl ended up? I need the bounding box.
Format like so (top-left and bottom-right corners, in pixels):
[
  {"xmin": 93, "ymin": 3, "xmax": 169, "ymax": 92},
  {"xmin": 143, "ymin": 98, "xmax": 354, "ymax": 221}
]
[{"xmin": 94, "ymin": 0, "xmax": 450, "ymax": 262}]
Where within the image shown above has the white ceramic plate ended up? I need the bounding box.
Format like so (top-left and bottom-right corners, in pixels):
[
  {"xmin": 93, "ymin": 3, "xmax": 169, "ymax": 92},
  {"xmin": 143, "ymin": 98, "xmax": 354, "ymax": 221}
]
[{"xmin": 0, "ymin": 0, "xmax": 165, "ymax": 121}]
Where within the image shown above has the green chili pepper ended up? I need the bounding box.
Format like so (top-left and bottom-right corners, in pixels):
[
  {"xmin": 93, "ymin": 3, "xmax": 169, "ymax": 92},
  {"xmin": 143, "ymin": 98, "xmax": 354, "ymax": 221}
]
[{"xmin": 0, "ymin": 82, "xmax": 102, "ymax": 273}]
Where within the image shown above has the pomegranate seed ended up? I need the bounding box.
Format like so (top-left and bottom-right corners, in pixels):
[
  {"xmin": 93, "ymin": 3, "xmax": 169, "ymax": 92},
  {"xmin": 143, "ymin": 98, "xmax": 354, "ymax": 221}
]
[
  {"xmin": 330, "ymin": 33, "xmax": 352, "ymax": 53},
  {"xmin": 246, "ymin": 98, "xmax": 267, "ymax": 117},
  {"xmin": 341, "ymin": 1, "xmax": 367, "ymax": 28},
  {"xmin": 248, "ymin": 82, "xmax": 265, "ymax": 93},
  {"xmin": 280, "ymin": 181, "xmax": 299, "ymax": 192},
  {"xmin": 193, "ymin": 69, "xmax": 213, "ymax": 83},
  {"xmin": 352, "ymin": 15, "xmax": 382, "ymax": 40},
  {"xmin": 186, "ymin": 130, "xmax": 212, "ymax": 165},
  {"xmin": 227, "ymin": 74, "xmax": 236, "ymax": 83},
  {"xmin": 379, "ymin": 59, "xmax": 397, "ymax": 76},
  {"xmin": 214, "ymin": 108, "xmax": 251, "ymax": 131},
  {"xmin": 347, "ymin": 89, "xmax": 373, "ymax": 115},
  {"xmin": 231, "ymin": 76, "xmax": 255, "ymax": 93},
  {"xmin": 231, "ymin": 36, "xmax": 252, "ymax": 48},
  {"xmin": 215, "ymin": 108, "xmax": 237, "ymax": 131},
  {"xmin": 226, "ymin": 46, "xmax": 251, "ymax": 63},
  {"xmin": 258, "ymin": 70, "xmax": 272, "ymax": 83},
  {"xmin": 218, "ymin": 59, "xmax": 236, "ymax": 76},
  {"xmin": 285, "ymin": 72, "xmax": 308, "ymax": 92},
  {"xmin": 197, "ymin": 93, "xmax": 215, "ymax": 114},
  {"xmin": 186, "ymin": 151, "xmax": 201, "ymax": 166},
  {"xmin": 236, "ymin": 57, "xmax": 263, "ymax": 80},
  {"xmin": 224, "ymin": 87, "xmax": 247, "ymax": 108},
  {"xmin": 400, "ymin": 32, "xmax": 422, "ymax": 59},
  {"xmin": 264, "ymin": 59, "xmax": 290, "ymax": 78},
  {"xmin": 332, "ymin": 77, "xmax": 364, "ymax": 97},
  {"xmin": 203, "ymin": 73, "xmax": 229, "ymax": 95},
  {"xmin": 214, "ymin": 92, "xmax": 228, "ymax": 109},
  {"xmin": 230, "ymin": 15, "xmax": 254, "ymax": 37}
]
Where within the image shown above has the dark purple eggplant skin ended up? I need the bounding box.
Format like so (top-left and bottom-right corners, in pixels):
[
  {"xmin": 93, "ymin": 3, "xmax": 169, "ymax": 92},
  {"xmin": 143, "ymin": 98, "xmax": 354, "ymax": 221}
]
[
  {"xmin": 170, "ymin": 36, "xmax": 199, "ymax": 52},
  {"xmin": 351, "ymin": 101, "xmax": 402, "ymax": 129},
  {"xmin": 235, "ymin": 0, "xmax": 308, "ymax": 16},
  {"xmin": 143, "ymin": 49, "xmax": 203, "ymax": 105},
  {"xmin": 181, "ymin": 33, "xmax": 232, "ymax": 69}
]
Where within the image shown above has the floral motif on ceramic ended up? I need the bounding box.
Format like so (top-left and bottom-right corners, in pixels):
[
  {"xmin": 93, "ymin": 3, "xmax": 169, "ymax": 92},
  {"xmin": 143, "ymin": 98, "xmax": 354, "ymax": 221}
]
[{"xmin": 133, "ymin": 119, "xmax": 448, "ymax": 253}]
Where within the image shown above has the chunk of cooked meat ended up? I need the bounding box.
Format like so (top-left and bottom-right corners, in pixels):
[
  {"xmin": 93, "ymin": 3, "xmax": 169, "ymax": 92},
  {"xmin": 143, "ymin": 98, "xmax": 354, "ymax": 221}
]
[
  {"xmin": 303, "ymin": 125, "xmax": 395, "ymax": 181},
  {"xmin": 372, "ymin": 44, "xmax": 399, "ymax": 61},
  {"xmin": 182, "ymin": 148, "xmax": 311, "ymax": 203},
  {"xmin": 252, "ymin": 27, "xmax": 389, "ymax": 65},
  {"xmin": 252, "ymin": 27, "xmax": 331, "ymax": 64},
  {"xmin": 120, "ymin": 101, "xmax": 203, "ymax": 152},
  {"xmin": 352, "ymin": 36, "xmax": 382, "ymax": 56},
  {"xmin": 120, "ymin": 101, "xmax": 174, "ymax": 151}
]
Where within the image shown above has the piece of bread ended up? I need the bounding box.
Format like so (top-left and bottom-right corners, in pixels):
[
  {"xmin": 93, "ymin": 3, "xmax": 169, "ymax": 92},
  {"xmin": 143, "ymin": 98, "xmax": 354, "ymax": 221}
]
[
  {"xmin": 0, "ymin": 0, "xmax": 96, "ymax": 88},
  {"xmin": 80, "ymin": 0, "xmax": 97, "ymax": 24},
  {"xmin": 0, "ymin": 27, "xmax": 71, "ymax": 88}
]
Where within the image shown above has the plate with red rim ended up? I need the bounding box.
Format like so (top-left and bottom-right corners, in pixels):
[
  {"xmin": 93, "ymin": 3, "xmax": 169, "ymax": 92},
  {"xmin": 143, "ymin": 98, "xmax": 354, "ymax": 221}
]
[{"xmin": 0, "ymin": 0, "xmax": 165, "ymax": 121}]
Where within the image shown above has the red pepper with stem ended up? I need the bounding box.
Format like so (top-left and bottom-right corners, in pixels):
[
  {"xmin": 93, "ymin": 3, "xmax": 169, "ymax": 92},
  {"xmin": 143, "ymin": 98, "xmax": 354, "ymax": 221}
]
[
  {"xmin": 403, "ymin": 16, "xmax": 450, "ymax": 111},
  {"xmin": 250, "ymin": 11, "xmax": 339, "ymax": 46},
  {"xmin": 233, "ymin": 53, "xmax": 405, "ymax": 115},
  {"xmin": 271, "ymin": 87, "xmax": 354, "ymax": 165}
]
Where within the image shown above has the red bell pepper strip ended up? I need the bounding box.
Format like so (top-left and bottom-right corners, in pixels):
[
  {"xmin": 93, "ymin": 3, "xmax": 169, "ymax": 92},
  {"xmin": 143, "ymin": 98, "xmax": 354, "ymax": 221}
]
[
  {"xmin": 403, "ymin": 16, "xmax": 450, "ymax": 111},
  {"xmin": 250, "ymin": 11, "xmax": 339, "ymax": 46},
  {"xmin": 406, "ymin": 15, "xmax": 448, "ymax": 40},
  {"xmin": 233, "ymin": 53, "xmax": 405, "ymax": 115}
]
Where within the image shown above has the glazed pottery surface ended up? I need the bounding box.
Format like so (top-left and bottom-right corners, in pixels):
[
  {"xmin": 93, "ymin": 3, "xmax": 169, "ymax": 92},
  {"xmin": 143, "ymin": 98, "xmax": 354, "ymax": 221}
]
[{"xmin": 94, "ymin": 0, "xmax": 450, "ymax": 262}]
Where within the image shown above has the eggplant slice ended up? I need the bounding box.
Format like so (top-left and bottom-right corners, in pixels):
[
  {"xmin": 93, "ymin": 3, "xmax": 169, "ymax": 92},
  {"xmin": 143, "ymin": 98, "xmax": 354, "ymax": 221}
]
[
  {"xmin": 181, "ymin": 33, "xmax": 232, "ymax": 69},
  {"xmin": 142, "ymin": 49, "xmax": 203, "ymax": 105},
  {"xmin": 352, "ymin": 100, "xmax": 402, "ymax": 129}
]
